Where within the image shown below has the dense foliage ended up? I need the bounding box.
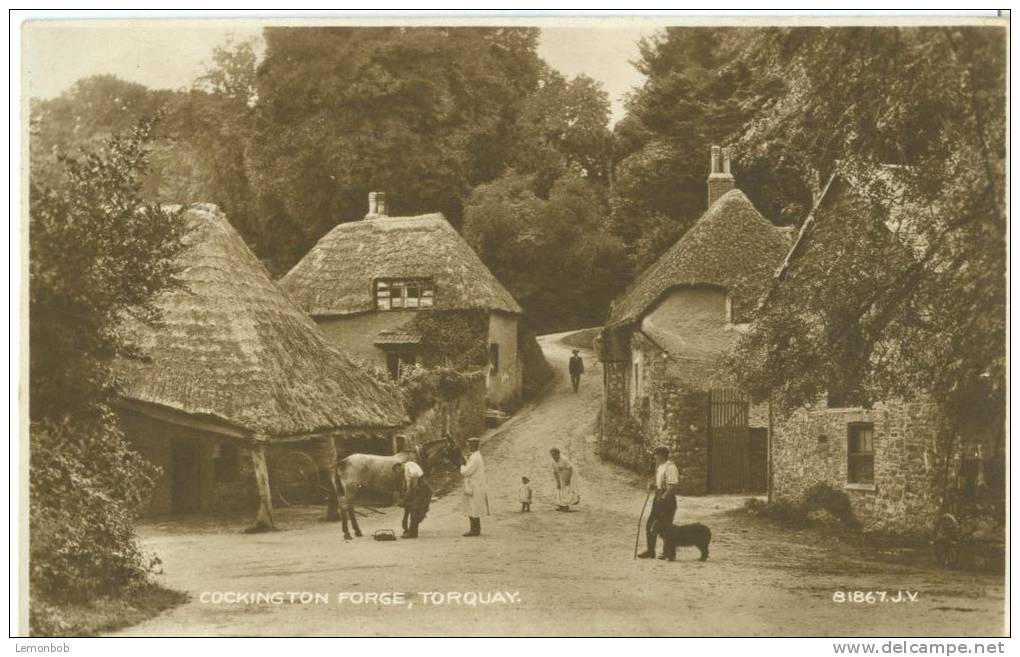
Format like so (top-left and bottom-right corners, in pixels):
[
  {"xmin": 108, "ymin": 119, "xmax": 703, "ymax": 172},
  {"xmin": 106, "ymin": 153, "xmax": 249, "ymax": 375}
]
[
  {"xmin": 727, "ymin": 27, "xmax": 1006, "ymax": 431},
  {"xmin": 29, "ymin": 123, "xmax": 186, "ymax": 631},
  {"xmin": 406, "ymin": 310, "xmax": 490, "ymax": 370}
]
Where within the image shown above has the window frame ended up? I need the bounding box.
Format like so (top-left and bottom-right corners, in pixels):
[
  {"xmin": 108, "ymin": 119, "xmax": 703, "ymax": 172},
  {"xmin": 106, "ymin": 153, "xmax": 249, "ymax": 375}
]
[
  {"xmin": 374, "ymin": 277, "xmax": 434, "ymax": 311},
  {"xmin": 846, "ymin": 422, "xmax": 875, "ymax": 485}
]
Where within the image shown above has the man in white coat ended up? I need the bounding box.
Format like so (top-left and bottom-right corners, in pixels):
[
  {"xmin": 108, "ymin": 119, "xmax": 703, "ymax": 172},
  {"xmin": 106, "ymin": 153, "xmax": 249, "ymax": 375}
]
[{"xmin": 460, "ymin": 437, "xmax": 488, "ymax": 537}]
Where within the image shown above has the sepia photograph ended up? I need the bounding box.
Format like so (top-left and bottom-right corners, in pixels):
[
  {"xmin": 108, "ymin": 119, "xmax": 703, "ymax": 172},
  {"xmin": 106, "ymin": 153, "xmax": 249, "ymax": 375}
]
[{"xmin": 12, "ymin": 10, "xmax": 1009, "ymax": 642}]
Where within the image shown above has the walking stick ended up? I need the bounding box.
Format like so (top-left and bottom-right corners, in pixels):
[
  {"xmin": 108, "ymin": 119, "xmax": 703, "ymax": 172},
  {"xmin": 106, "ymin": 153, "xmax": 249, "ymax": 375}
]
[{"xmin": 634, "ymin": 489, "xmax": 653, "ymax": 559}]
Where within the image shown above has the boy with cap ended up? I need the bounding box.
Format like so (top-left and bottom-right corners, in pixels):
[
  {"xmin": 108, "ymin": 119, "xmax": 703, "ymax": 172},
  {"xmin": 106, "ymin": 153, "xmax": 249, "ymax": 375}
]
[{"xmin": 637, "ymin": 446, "xmax": 679, "ymax": 559}]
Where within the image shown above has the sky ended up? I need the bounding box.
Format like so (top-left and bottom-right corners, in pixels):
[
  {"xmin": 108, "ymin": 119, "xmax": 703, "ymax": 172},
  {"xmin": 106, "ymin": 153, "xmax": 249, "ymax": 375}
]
[{"xmin": 22, "ymin": 21, "xmax": 657, "ymax": 124}]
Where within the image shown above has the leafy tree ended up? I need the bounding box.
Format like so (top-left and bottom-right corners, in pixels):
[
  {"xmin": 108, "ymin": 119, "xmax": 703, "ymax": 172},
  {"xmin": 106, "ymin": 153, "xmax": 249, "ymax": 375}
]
[
  {"xmin": 730, "ymin": 26, "xmax": 1006, "ymax": 431},
  {"xmin": 29, "ymin": 122, "xmax": 186, "ymax": 632},
  {"xmin": 609, "ymin": 28, "xmax": 772, "ymax": 270},
  {"xmin": 510, "ymin": 67, "xmax": 614, "ymax": 195},
  {"xmin": 248, "ymin": 26, "xmax": 543, "ymax": 273},
  {"xmin": 463, "ymin": 171, "xmax": 627, "ymax": 332}
]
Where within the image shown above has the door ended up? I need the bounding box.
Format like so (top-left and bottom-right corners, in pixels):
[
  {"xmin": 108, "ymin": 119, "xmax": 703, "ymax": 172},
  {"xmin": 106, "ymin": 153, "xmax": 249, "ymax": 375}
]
[
  {"xmin": 707, "ymin": 388, "xmax": 752, "ymax": 494},
  {"xmin": 171, "ymin": 439, "xmax": 201, "ymax": 513}
]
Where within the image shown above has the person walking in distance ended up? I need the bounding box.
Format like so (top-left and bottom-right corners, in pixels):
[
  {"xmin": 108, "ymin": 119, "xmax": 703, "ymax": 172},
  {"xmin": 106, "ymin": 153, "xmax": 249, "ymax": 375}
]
[
  {"xmin": 460, "ymin": 437, "xmax": 488, "ymax": 536},
  {"xmin": 568, "ymin": 350, "xmax": 584, "ymax": 393},
  {"xmin": 637, "ymin": 446, "xmax": 679, "ymax": 559}
]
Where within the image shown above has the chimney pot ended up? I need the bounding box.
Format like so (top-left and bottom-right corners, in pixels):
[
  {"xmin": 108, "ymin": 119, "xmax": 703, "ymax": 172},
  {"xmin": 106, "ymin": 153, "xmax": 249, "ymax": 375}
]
[
  {"xmin": 366, "ymin": 191, "xmax": 388, "ymax": 219},
  {"xmin": 707, "ymin": 145, "xmax": 736, "ymax": 208}
]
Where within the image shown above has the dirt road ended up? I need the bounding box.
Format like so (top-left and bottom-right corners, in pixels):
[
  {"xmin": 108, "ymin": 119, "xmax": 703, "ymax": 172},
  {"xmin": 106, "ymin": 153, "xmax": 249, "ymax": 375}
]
[{"xmin": 116, "ymin": 333, "xmax": 1005, "ymax": 636}]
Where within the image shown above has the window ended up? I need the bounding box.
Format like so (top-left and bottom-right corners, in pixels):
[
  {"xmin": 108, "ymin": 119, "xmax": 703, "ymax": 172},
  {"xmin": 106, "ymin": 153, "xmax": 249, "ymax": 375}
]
[
  {"xmin": 386, "ymin": 352, "xmax": 416, "ymax": 380},
  {"xmin": 489, "ymin": 343, "xmax": 500, "ymax": 374},
  {"xmin": 847, "ymin": 423, "xmax": 874, "ymax": 484},
  {"xmin": 213, "ymin": 442, "xmax": 240, "ymax": 483},
  {"xmin": 375, "ymin": 278, "xmax": 434, "ymax": 311}
]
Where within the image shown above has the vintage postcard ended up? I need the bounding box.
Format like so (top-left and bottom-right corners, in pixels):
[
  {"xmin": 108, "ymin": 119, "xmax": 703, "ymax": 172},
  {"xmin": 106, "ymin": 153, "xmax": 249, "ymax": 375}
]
[{"xmin": 14, "ymin": 11, "xmax": 1009, "ymax": 642}]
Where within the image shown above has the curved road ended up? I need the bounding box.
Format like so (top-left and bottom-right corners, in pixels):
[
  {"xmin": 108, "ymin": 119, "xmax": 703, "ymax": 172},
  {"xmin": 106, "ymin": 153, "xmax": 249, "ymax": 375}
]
[{"xmin": 116, "ymin": 333, "xmax": 1005, "ymax": 636}]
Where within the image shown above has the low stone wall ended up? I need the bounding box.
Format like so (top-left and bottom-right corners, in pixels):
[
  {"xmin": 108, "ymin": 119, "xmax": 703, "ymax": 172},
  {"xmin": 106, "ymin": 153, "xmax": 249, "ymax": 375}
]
[{"xmin": 771, "ymin": 400, "xmax": 942, "ymax": 533}]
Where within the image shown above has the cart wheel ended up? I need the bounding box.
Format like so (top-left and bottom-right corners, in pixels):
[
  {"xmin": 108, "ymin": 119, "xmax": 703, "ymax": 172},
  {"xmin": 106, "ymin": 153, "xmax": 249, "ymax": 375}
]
[{"xmin": 932, "ymin": 513, "xmax": 962, "ymax": 568}]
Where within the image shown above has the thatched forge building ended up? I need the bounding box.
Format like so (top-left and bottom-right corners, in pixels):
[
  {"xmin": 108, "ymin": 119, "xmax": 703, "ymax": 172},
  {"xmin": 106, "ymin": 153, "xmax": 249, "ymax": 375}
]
[
  {"xmin": 597, "ymin": 147, "xmax": 792, "ymax": 495},
  {"xmin": 116, "ymin": 204, "xmax": 408, "ymax": 528},
  {"xmin": 280, "ymin": 192, "xmax": 532, "ymax": 409}
]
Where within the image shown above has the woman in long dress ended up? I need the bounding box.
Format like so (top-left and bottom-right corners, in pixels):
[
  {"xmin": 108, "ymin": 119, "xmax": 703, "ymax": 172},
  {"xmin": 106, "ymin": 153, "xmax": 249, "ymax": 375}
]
[{"xmin": 550, "ymin": 448, "xmax": 579, "ymax": 511}]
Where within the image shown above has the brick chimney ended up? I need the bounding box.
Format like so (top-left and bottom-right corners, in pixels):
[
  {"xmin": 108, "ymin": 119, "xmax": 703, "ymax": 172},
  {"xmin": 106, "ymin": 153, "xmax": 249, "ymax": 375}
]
[
  {"xmin": 707, "ymin": 145, "xmax": 735, "ymax": 208},
  {"xmin": 365, "ymin": 191, "xmax": 388, "ymax": 219}
]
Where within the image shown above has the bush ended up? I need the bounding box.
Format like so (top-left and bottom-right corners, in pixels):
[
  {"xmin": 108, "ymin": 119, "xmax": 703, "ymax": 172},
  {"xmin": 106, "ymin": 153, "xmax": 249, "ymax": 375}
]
[
  {"xmin": 519, "ymin": 322, "xmax": 553, "ymax": 400},
  {"xmin": 740, "ymin": 483, "xmax": 857, "ymax": 528},
  {"xmin": 399, "ymin": 365, "xmax": 474, "ymax": 418},
  {"xmin": 30, "ymin": 417, "xmax": 160, "ymax": 603},
  {"xmin": 802, "ymin": 482, "xmax": 855, "ymax": 523},
  {"xmin": 742, "ymin": 496, "xmax": 810, "ymax": 526}
]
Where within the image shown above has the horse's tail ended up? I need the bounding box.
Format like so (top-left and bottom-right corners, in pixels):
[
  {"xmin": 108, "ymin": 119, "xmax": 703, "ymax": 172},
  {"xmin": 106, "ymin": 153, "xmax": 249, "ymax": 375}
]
[{"xmin": 333, "ymin": 457, "xmax": 349, "ymax": 497}]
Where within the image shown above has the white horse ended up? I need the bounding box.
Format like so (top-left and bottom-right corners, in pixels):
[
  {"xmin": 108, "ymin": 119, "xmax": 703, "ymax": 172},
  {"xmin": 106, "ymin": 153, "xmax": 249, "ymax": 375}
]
[{"xmin": 330, "ymin": 440, "xmax": 461, "ymax": 539}]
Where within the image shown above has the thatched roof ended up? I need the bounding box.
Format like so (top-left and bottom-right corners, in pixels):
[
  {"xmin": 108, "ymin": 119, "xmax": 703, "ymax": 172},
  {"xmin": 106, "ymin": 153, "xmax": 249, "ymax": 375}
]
[
  {"xmin": 117, "ymin": 204, "xmax": 408, "ymax": 438},
  {"xmin": 279, "ymin": 213, "xmax": 522, "ymax": 316},
  {"xmin": 608, "ymin": 190, "xmax": 790, "ymax": 327}
]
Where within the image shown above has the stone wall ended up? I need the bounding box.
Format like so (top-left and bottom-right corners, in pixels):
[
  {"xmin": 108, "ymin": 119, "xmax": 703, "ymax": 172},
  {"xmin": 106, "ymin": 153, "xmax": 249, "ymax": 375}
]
[
  {"xmin": 599, "ymin": 330, "xmax": 710, "ymax": 494},
  {"xmin": 771, "ymin": 400, "xmax": 943, "ymax": 533}
]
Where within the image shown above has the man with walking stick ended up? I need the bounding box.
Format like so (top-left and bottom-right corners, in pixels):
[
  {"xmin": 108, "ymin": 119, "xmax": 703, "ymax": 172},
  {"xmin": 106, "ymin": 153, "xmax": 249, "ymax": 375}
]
[{"xmin": 637, "ymin": 446, "xmax": 679, "ymax": 560}]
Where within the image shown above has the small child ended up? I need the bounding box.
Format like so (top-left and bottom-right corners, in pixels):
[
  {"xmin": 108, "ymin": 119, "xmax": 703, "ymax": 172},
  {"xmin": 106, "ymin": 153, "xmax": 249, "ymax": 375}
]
[{"xmin": 519, "ymin": 476, "xmax": 532, "ymax": 512}]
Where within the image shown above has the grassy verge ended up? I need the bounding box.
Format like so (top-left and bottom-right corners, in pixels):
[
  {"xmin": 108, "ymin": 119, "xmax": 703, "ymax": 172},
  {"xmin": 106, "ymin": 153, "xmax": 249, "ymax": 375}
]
[{"xmin": 31, "ymin": 581, "xmax": 188, "ymax": 637}]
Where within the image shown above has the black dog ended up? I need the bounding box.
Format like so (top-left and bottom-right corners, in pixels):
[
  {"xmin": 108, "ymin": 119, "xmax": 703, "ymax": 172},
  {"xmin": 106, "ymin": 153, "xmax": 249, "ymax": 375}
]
[{"xmin": 661, "ymin": 522, "xmax": 711, "ymax": 561}]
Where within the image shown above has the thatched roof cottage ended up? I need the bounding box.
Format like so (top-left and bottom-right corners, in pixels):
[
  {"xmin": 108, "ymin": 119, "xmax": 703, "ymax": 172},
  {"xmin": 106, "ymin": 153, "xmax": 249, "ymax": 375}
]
[
  {"xmin": 280, "ymin": 193, "xmax": 527, "ymax": 408},
  {"xmin": 117, "ymin": 204, "xmax": 408, "ymax": 527},
  {"xmin": 598, "ymin": 147, "xmax": 791, "ymax": 494}
]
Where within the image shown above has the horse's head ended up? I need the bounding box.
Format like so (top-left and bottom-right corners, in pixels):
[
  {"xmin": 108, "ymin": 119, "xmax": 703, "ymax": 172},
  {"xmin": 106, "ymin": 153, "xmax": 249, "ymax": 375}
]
[{"xmin": 418, "ymin": 439, "xmax": 463, "ymax": 475}]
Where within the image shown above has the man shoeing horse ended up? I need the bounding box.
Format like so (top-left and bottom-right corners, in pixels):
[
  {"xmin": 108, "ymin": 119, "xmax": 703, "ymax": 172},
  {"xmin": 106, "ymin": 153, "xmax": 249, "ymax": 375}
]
[{"xmin": 393, "ymin": 458, "xmax": 431, "ymax": 538}]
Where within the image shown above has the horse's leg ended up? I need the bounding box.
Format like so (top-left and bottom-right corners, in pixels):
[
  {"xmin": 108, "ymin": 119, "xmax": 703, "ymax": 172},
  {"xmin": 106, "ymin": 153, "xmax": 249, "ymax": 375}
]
[
  {"xmin": 348, "ymin": 504, "xmax": 362, "ymax": 537},
  {"xmin": 340, "ymin": 510, "xmax": 351, "ymax": 540}
]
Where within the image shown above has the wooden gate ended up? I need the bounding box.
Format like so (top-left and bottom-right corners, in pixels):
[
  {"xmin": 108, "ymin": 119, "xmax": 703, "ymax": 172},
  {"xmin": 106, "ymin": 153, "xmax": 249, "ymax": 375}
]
[{"xmin": 708, "ymin": 388, "xmax": 752, "ymax": 494}]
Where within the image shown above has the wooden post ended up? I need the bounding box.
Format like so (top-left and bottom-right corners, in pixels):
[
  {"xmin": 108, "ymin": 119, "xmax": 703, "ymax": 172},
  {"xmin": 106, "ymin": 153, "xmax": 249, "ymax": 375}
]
[
  {"xmin": 321, "ymin": 436, "xmax": 341, "ymax": 521},
  {"xmin": 251, "ymin": 441, "xmax": 275, "ymax": 531}
]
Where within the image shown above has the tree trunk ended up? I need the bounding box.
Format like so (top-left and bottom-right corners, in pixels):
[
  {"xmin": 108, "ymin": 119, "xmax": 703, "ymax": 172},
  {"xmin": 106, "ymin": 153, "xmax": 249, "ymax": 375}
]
[{"xmin": 251, "ymin": 443, "xmax": 275, "ymax": 531}]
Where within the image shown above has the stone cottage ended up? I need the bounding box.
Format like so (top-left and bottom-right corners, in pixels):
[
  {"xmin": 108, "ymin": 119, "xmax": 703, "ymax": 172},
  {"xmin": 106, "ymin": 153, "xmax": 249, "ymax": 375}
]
[
  {"xmin": 764, "ymin": 171, "xmax": 1005, "ymax": 533},
  {"xmin": 116, "ymin": 204, "xmax": 409, "ymax": 528},
  {"xmin": 598, "ymin": 147, "xmax": 792, "ymax": 495},
  {"xmin": 280, "ymin": 192, "xmax": 529, "ymax": 409}
]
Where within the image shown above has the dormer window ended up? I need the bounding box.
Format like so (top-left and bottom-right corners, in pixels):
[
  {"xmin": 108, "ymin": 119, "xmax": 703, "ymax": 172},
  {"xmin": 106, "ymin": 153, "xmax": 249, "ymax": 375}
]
[{"xmin": 375, "ymin": 278, "xmax": 434, "ymax": 311}]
